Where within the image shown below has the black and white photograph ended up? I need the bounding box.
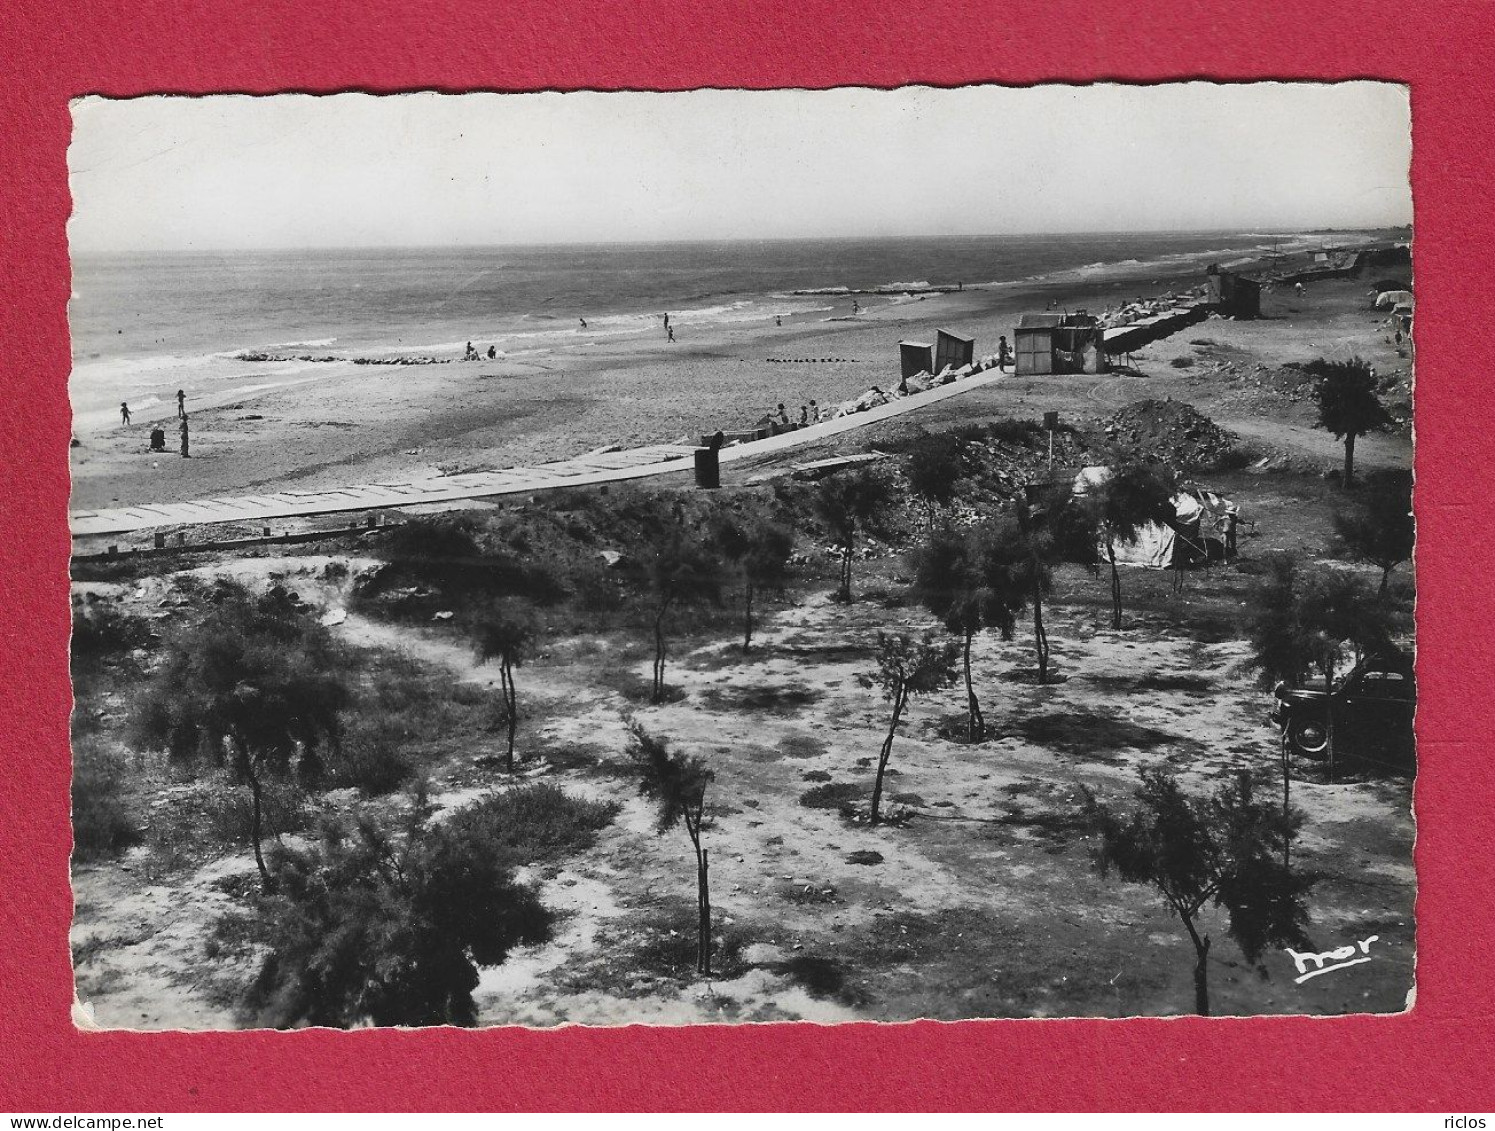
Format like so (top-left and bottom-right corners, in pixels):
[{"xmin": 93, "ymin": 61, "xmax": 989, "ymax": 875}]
[{"xmin": 67, "ymin": 83, "xmax": 1415, "ymax": 1029}]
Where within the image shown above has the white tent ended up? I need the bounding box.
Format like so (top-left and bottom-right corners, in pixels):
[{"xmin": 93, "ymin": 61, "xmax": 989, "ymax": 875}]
[{"xmin": 1072, "ymin": 466, "xmax": 1240, "ymax": 569}]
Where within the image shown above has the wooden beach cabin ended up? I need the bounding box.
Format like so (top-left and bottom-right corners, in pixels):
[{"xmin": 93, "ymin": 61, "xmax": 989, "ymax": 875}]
[
  {"xmin": 934, "ymin": 329, "xmax": 975, "ymax": 373},
  {"xmin": 1204, "ymin": 266, "xmax": 1261, "ymax": 319},
  {"xmin": 1013, "ymin": 312, "xmax": 1105, "ymax": 375},
  {"xmin": 899, "ymin": 340, "xmax": 935, "ymax": 379}
]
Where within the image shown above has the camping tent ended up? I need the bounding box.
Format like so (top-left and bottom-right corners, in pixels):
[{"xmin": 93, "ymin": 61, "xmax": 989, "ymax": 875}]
[
  {"xmin": 1072, "ymin": 467, "xmax": 1240, "ymax": 569},
  {"xmin": 1375, "ymin": 289, "xmax": 1413, "ymax": 310}
]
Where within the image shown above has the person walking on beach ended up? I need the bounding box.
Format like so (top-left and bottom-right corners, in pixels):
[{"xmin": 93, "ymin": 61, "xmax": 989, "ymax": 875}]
[
  {"xmin": 120, "ymin": 402, "xmax": 131, "ymax": 426},
  {"xmin": 179, "ymin": 415, "xmax": 190, "ymax": 459},
  {"xmin": 176, "ymin": 389, "xmax": 186, "ymax": 419},
  {"xmin": 667, "ymin": 325, "xmax": 675, "ymax": 343}
]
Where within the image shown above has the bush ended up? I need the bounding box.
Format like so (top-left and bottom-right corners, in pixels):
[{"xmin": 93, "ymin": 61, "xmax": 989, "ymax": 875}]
[
  {"xmin": 71, "ymin": 602, "xmax": 152, "ymax": 666},
  {"xmin": 146, "ymin": 778, "xmax": 312, "ymax": 871},
  {"xmin": 328, "ymin": 719, "xmax": 415, "ymax": 796},
  {"xmin": 442, "ymin": 783, "xmax": 619, "ymax": 865},
  {"xmin": 71, "ymin": 742, "xmax": 141, "ymax": 862},
  {"xmin": 247, "ymin": 808, "xmax": 554, "ymax": 1027}
]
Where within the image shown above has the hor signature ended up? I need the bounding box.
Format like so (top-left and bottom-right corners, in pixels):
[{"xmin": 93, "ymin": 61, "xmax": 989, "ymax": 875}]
[{"xmin": 1285, "ymin": 935, "xmax": 1379, "ymax": 984}]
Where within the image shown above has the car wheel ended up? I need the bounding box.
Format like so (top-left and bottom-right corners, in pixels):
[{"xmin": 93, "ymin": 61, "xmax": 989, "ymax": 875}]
[{"xmin": 1289, "ymin": 718, "xmax": 1329, "ymax": 758}]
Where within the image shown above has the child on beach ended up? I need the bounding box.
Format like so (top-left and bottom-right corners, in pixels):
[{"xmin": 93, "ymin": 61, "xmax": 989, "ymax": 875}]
[
  {"xmin": 667, "ymin": 325, "xmax": 675, "ymax": 343},
  {"xmin": 120, "ymin": 402, "xmax": 131, "ymax": 426},
  {"xmin": 176, "ymin": 389, "xmax": 186, "ymax": 418}
]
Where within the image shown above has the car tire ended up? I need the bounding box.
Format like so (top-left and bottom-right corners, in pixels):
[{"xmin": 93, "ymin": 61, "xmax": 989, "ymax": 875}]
[{"xmin": 1288, "ymin": 718, "xmax": 1329, "ymax": 758}]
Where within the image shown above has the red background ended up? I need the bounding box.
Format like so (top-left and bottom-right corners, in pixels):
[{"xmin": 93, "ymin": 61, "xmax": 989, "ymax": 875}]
[{"xmin": 3, "ymin": 0, "xmax": 1493, "ymax": 1111}]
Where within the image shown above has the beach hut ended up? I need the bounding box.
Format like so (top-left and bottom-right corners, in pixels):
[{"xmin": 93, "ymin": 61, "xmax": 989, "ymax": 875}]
[
  {"xmin": 899, "ymin": 341, "xmax": 935, "ymax": 379},
  {"xmin": 1013, "ymin": 312, "xmax": 1105, "ymax": 376},
  {"xmin": 1205, "ymin": 266, "xmax": 1261, "ymax": 319},
  {"xmin": 934, "ymin": 329, "xmax": 975, "ymax": 373}
]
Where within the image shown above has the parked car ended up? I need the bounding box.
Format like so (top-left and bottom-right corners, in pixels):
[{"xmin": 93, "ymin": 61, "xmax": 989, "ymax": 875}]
[{"xmin": 1272, "ymin": 648, "xmax": 1415, "ymax": 773}]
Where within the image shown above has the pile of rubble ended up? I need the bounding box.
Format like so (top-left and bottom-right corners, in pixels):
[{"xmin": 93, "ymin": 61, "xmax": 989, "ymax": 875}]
[{"xmin": 1101, "ymin": 399, "xmax": 1244, "ymax": 471}]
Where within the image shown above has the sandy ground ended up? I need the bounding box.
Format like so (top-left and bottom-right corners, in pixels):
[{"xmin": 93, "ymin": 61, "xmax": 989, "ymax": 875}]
[
  {"xmin": 69, "ymin": 265, "xmax": 1234, "ymax": 512},
  {"xmin": 71, "ymin": 543, "xmax": 1415, "ymax": 1029}
]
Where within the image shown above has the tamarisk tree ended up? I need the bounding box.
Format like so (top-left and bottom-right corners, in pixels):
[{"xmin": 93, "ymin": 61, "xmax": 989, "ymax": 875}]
[
  {"xmin": 868, "ymin": 632, "xmax": 957, "ymax": 824},
  {"xmin": 911, "ymin": 520, "xmax": 1029, "ymax": 742},
  {"xmin": 714, "ymin": 514, "xmax": 795, "ymax": 652},
  {"xmin": 1087, "ymin": 769, "xmax": 1313, "ymax": 1016},
  {"xmin": 629, "ymin": 723, "xmax": 716, "ymax": 975},
  {"xmin": 471, "ymin": 598, "xmax": 538, "ymax": 772}
]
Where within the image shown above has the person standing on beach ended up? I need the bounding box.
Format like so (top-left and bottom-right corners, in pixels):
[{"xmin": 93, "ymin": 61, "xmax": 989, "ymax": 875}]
[
  {"xmin": 176, "ymin": 389, "xmax": 186, "ymax": 419},
  {"xmin": 809, "ymin": 399, "xmax": 819, "ymax": 422},
  {"xmin": 663, "ymin": 312, "xmax": 670, "ymax": 332},
  {"xmin": 487, "ymin": 345, "xmax": 496, "ymax": 359},
  {"xmin": 775, "ymin": 315, "xmax": 783, "ymax": 327},
  {"xmin": 120, "ymin": 402, "xmax": 131, "ymax": 426},
  {"xmin": 799, "ymin": 405, "xmax": 809, "ymax": 427},
  {"xmin": 852, "ymin": 299, "xmax": 860, "ymax": 315},
  {"xmin": 998, "ymin": 335, "xmax": 1011, "ymax": 372},
  {"xmin": 179, "ymin": 415, "xmax": 190, "ymax": 458}
]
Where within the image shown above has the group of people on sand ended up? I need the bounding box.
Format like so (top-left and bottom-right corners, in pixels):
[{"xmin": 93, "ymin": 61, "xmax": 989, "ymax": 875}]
[
  {"xmin": 756, "ymin": 400, "xmax": 825, "ymax": 435},
  {"xmin": 118, "ymin": 389, "xmax": 191, "ymax": 458},
  {"xmin": 464, "ymin": 341, "xmax": 498, "ymax": 360}
]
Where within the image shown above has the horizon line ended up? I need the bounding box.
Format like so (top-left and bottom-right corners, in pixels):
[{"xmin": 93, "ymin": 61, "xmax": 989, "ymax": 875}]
[{"xmin": 70, "ymin": 222, "xmax": 1412, "ymax": 257}]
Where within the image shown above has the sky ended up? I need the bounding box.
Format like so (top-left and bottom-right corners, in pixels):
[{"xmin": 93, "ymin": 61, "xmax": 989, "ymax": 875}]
[{"xmin": 68, "ymin": 83, "xmax": 1412, "ymax": 252}]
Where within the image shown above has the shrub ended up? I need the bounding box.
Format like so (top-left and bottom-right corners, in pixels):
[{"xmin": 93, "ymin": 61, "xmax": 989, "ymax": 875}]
[
  {"xmin": 71, "ymin": 602, "xmax": 152, "ymax": 666},
  {"xmin": 328, "ymin": 719, "xmax": 415, "ymax": 796},
  {"xmin": 71, "ymin": 741, "xmax": 141, "ymax": 862},
  {"xmin": 146, "ymin": 778, "xmax": 312, "ymax": 871},
  {"xmin": 247, "ymin": 807, "xmax": 554, "ymax": 1027},
  {"xmin": 441, "ymin": 783, "xmax": 619, "ymax": 865}
]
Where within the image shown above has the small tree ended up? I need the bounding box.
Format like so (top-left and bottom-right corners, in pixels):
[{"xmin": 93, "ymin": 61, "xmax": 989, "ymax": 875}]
[
  {"xmin": 904, "ymin": 431, "xmax": 965, "ymax": 528},
  {"xmin": 133, "ymin": 585, "xmax": 349, "ymax": 886},
  {"xmin": 1334, "ymin": 469, "xmax": 1414, "ymax": 595},
  {"xmin": 248, "ymin": 802, "xmax": 552, "ymax": 1027},
  {"xmin": 1307, "ymin": 357, "xmax": 1393, "ymax": 487},
  {"xmin": 714, "ymin": 514, "xmax": 795, "ymax": 652},
  {"xmin": 1015, "ymin": 487, "xmax": 1077, "ymax": 684},
  {"xmin": 814, "ymin": 467, "xmax": 896, "ymax": 602},
  {"xmin": 644, "ymin": 530, "xmax": 722, "ymax": 702},
  {"xmin": 471, "ymin": 598, "xmax": 538, "ymax": 772},
  {"xmin": 1091, "ymin": 462, "xmax": 1177, "ymax": 630},
  {"xmin": 911, "ymin": 520, "xmax": 1029, "ymax": 741},
  {"xmin": 628, "ymin": 723, "xmax": 715, "ymax": 975},
  {"xmin": 1087, "ymin": 769, "xmax": 1313, "ymax": 1016},
  {"xmin": 868, "ymin": 632, "xmax": 958, "ymax": 824}
]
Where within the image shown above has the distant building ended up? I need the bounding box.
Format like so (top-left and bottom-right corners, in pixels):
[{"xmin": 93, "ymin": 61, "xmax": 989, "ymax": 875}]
[
  {"xmin": 899, "ymin": 340, "xmax": 935, "ymax": 379},
  {"xmin": 1205, "ymin": 265, "xmax": 1261, "ymax": 319},
  {"xmin": 934, "ymin": 329, "xmax": 975, "ymax": 373},
  {"xmin": 1013, "ymin": 312, "xmax": 1105, "ymax": 375}
]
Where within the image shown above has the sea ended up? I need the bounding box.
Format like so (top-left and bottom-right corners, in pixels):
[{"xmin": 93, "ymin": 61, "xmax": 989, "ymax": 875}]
[{"xmin": 69, "ymin": 230, "xmax": 1335, "ymax": 434}]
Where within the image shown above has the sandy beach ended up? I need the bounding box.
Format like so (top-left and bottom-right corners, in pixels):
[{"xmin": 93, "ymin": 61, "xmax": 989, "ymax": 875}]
[{"xmin": 69, "ymin": 261, "xmax": 1248, "ymax": 513}]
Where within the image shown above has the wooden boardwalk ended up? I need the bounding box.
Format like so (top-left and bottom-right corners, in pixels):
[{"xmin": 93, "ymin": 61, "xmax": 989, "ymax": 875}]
[{"xmin": 70, "ymin": 370, "xmax": 1004, "ymax": 538}]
